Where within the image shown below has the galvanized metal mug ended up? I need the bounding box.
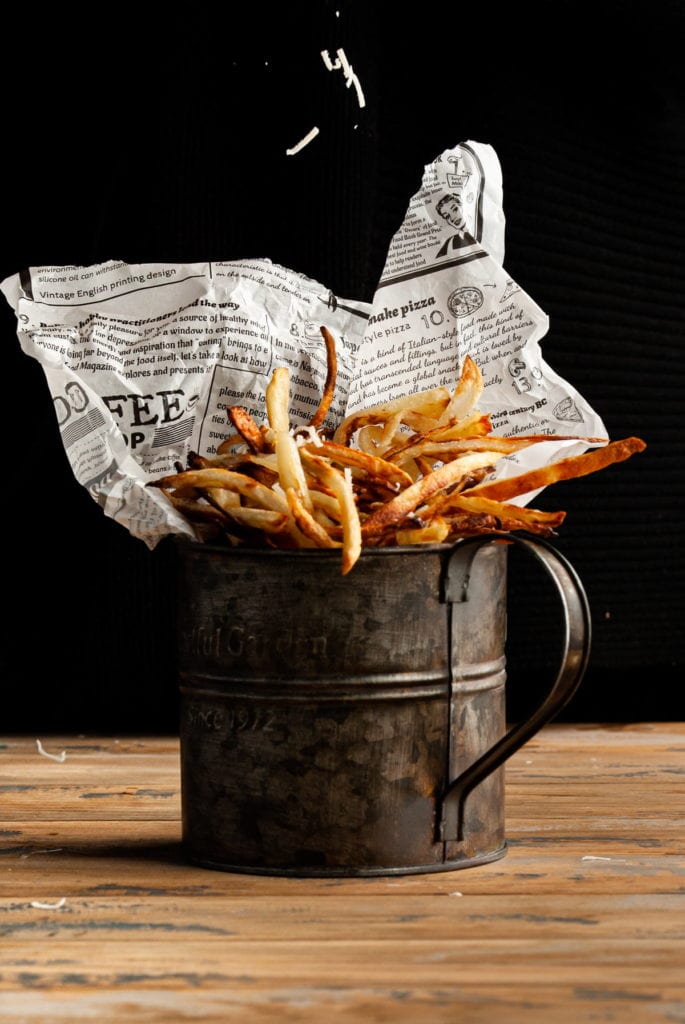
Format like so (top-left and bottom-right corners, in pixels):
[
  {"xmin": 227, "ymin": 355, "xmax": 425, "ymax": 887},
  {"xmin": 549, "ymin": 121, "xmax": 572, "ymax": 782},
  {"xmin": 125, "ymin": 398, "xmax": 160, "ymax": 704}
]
[{"xmin": 176, "ymin": 534, "xmax": 590, "ymax": 876}]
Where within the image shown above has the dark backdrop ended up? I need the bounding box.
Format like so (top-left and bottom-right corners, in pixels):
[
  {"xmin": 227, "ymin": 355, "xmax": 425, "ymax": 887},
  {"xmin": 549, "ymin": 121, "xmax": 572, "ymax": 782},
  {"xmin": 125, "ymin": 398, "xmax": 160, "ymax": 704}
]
[{"xmin": 1, "ymin": 1, "xmax": 682, "ymax": 731}]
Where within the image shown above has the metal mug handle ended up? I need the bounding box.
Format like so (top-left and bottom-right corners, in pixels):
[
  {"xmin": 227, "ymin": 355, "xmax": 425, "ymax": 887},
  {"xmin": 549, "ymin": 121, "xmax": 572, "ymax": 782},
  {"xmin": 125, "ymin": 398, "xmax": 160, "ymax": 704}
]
[{"xmin": 439, "ymin": 533, "xmax": 591, "ymax": 843}]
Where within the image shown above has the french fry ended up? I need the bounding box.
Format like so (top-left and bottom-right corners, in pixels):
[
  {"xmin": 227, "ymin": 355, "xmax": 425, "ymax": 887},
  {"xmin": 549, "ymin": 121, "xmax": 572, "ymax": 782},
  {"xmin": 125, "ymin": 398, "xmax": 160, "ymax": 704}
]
[
  {"xmin": 286, "ymin": 487, "xmax": 339, "ymax": 548},
  {"xmin": 227, "ymin": 406, "xmax": 267, "ymax": 453},
  {"xmin": 462, "ymin": 437, "xmax": 647, "ymax": 502},
  {"xmin": 302, "ymin": 439, "xmax": 414, "ymax": 490},
  {"xmin": 308, "ymin": 326, "xmax": 338, "ymax": 429},
  {"xmin": 385, "ymin": 433, "xmax": 604, "ymax": 467},
  {"xmin": 333, "ymin": 387, "xmax": 451, "ymax": 445},
  {"xmin": 224, "ymin": 506, "xmax": 291, "ymax": 535},
  {"xmin": 148, "ymin": 332, "xmax": 646, "ymax": 575},
  {"xmin": 266, "ymin": 366, "xmax": 314, "ymax": 512},
  {"xmin": 301, "ymin": 451, "xmax": 361, "ymax": 574},
  {"xmin": 437, "ymin": 355, "xmax": 484, "ymax": 425},
  {"xmin": 437, "ymin": 493, "xmax": 567, "ymax": 535},
  {"xmin": 162, "ymin": 490, "xmax": 227, "ymax": 525},
  {"xmin": 361, "ymin": 452, "xmax": 503, "ymax": 539},
  {"xmin": 266, "ymin": 366, "xmax": 291, "ymax": 433},
  {"xmin": 216, "ymin": 434, "xmax": 247, "ymax": 455},
  {"xmin": 396, "ymin": 518, "xmax": 450, "ymax": 545},
  {"xmin": 150, "ymin": 468, "xmax": 290, "ymax": 514}
]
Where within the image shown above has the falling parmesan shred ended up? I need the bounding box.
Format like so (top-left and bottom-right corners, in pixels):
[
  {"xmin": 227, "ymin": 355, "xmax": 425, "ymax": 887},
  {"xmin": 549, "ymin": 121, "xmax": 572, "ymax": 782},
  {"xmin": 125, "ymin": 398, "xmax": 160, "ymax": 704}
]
[
  {"xmin": 30, "ymin": 897, "xmax": 67, "ymax": 910},
  {"xmin": 36, "ymin": 739, "xmax": 66, "ymax": 763},
  {"xmin": 286, "ymin": 127, "xmax": 320, "ymax": 156},
  {"xmin": 320, "ymin": 47, "xmax": 366, "ymax": 108},
  {"xmin": 294, "ymin": 426, "xmax": 324, "ymax": 447}
]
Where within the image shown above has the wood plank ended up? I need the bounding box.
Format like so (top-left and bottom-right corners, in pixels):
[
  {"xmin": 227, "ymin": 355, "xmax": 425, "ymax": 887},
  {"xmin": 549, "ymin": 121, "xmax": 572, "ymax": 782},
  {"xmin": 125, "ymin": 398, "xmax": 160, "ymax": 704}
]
[
  {"xmin": 1, "ymin": 725, "xmax": 682, "ymax": 1024},
  {"xmin": 1, "ymin": 938, "xmax": 683, "ymax": 987},
  {"xmin": 1, "ymin": 893, "xmax": 683, "ymax": 941},
  {"xmin": 0, "ymin": 785, "xmax": 180, "ymax": 821},
  {"xmin": 1, "ymin": 985, "xmax": 684, "ymax": 1024},
  {"xmin": 4, "ymin": 816, "xmax": 683, "ymax": 853},
  {"xmin": 1, "ymin": 849, "xmax": 682, "ymax": 897}
]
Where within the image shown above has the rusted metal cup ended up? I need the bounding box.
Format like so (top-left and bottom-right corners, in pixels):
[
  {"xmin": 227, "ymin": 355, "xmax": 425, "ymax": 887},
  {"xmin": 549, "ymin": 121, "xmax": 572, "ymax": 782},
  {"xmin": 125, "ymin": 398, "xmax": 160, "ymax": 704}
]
[{"xmin": 176, "ymin": 534, "xmax": 590, "ymax": 876}]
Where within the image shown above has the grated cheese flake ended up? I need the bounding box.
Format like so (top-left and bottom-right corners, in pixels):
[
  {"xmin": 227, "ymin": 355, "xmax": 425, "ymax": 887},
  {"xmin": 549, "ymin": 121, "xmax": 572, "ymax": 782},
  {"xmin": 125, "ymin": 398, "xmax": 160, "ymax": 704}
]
[
  {"xmin": 286, "ymin": 127, "xmax": 320, "ymax": 156},
  {"xmin": 20, "ymin": 848, "xmax": 63, "ymax": 860},
  {"xmin": 320, "ymin": 49, "xmax": 337, "ymax": 71},
  {"xmin": 293, "ymin": 426, "xmax": 324, "ymax": 447},
  {"xmin": 321, "ymin": 47, "xmax": 366, "ymax": 109},
  {"xmin": 30, "ymin": 897, "xmax": 67, "ymax": 910},
  {"xmin": 36, "ymin": 739, "xmax": 67, "ymax": 763}
]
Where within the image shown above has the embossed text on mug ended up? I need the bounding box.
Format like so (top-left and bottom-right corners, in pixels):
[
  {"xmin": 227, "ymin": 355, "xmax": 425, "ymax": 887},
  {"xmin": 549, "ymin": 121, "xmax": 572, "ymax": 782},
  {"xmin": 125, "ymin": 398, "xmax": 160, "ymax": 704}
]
[{"xmin": 182, "ymin": 623, "xmax": 327, "ymax": 663}]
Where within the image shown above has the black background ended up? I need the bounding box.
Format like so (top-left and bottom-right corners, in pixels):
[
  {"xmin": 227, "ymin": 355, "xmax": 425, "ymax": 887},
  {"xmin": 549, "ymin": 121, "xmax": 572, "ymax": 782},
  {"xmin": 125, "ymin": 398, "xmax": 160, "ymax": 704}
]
[{"xmin": 1, "ymin": 1, "xmax": 682, "ymax": 731}]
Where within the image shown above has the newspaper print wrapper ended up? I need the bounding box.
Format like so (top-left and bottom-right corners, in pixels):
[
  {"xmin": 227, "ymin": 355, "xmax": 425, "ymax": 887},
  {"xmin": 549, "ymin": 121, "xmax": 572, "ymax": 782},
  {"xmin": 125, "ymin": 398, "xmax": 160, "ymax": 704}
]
[
  {"xmin": 1, "ymin": 140, "xmax": 606, "ymax": 547},
  {"xmin": 0, "ymin": 260, "xmax": 370, "ymax": 545},
  {"xmin": 349, "ymin": 140, "xmax": 607, "ymax": 495}
]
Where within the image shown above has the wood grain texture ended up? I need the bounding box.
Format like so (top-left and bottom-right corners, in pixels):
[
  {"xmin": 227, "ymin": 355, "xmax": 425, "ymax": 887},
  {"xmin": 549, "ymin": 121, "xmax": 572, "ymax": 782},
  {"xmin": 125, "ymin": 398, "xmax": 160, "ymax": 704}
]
[{"xmin": 1, "ymin": 725, "xmax": 683, "ymax": 1023}]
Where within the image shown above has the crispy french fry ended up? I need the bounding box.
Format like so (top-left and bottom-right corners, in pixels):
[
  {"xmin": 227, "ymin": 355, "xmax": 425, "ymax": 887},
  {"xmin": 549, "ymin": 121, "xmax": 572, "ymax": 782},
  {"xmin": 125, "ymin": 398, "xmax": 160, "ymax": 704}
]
[
  {"xmin": 386, "ymin": 433, "xmax": 602, "ymax": 467},
  {"xmin": 227, "ymin": 406, "xmax": 267, "ymax": 452},
  {"xmin": 286, "ymin": 487, "xmax": 339, "ymax": 548},
  {"xmin": 333, "ymin": 387, "xmax": 451, "ymax": 445},
  {"xmin": 265, "ymin": 366, "xmax": 314, "ymax": 512},
  {"xmin": 361, "ymin": 452, "xmax": 503, "ymax": 539},
  {"xmin": 462, "ymin": 437, "xmax": 647, "ymax": 502},
  {"xmin": 216, "ymin": 434, "xmax": 247, "ymax": 454},
  {"xmin": 302, "ymin": 452, "xmax": 361, "ymax": 573},
  {"xmin": 266, "ymin": 366, "xmax": 291, "ymax": 433},
  {"xmin": 162, "ymin": 490, "xmax": 227, "ymax": 525},
  {"xmin": 437, "ymin": 355, "xmax": 484, "ymax": 425},
  {"xmin": 302, "ymin": 439, "xmax": 414, "ymax": 490},
  {"xmin": 148, "ymin": 336, "xmax": 646, "ymax": 574},
  {"xmin": 274, "ymin": 430, "xmax": 313, "ymax": 512},
  {"xmin": 150, "ymin": 468, "xmax": 289, "ymax": 513},
  {"xmin": 224, "ymin": 506, "xmax": 290, "ymax": 534},
  {"xmin": 440, "ymin": 493, "xmax": 566, "ymax": 534},
  {"xmin": 308, "ymin": 326, "xmax": 338, "ymax": 429},
  {"xmin": 395, "ymin": 518, "xmax": 450, "ymax": 545}
]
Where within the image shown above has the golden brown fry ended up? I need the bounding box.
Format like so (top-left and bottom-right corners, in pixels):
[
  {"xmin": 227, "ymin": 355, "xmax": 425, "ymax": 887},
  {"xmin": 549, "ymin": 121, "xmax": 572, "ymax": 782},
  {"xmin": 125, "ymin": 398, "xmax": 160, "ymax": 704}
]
[
  {"xmin": 275, "ymin": 430, "xmax": 313, "ymax": 512},
  {"xmin": 443, "ymin": 512, "xmax": 501, "ymax": 537},
  {"xmin": 310, "ymin": 489, "xmax": 343, "ymax": 520},
  {"xmin": 150, "ymin": 468, "xmax": 289, "ymax": 513},
  {"xmin": 376, "ymin": 410, "xmax": 404, "ymax": 454},
  {"xmin": 224, "ymin": 506, "xmax": 290, "ymax": 534},
  {"xmin": 462, "ymin": 437, "xmax": 647, "ymax": 503},
  {"xmin": 162, "ymin": 490, "xmax": 227, "ymax": 525},
  {"xmin": 333, "ymin": 387, "xmax": 451, "ymax": 445},
  {"xmin": 386, "ymin": 433, "xmax": 602, "ymax": 467},
  {"xmin": 205, "ymin": 489, "xmax": 242, "ymax": 512},
  {"xmin": 382, "ymin": 413, "xmax": 493, "ymax": 461},
  {"xmin": 148, "ymin": 341, "xmax": 647, "ymax": 571},
  {"xmin": 415, "ymin": 456, "xmax": 436, "ymax": 477},
  {"xmin": 286, "ymin": 487, "xmax": 339, "ymax": 548},
  {"xmin": 395, "ymin": 518, "xmax": 450, "ymax": 545},
  {"xmin": 216, "ymin": 434, "xmax": 247, "ymax": 454},
  {"xmin": 301, "ymin": 452, "xmax": 362, "ymax": 574},
  {"xmin": 227, "ymin": 406, "xmax": 266, "ymax": 453},
  {"xmin": 302, "ymin": 439, "xmax": 414, "ymax": 490},
  {"xmin": 361, "ymin": 452, "xmax": 503, "ymax": 539},
  {"xmin": 308, "ymin": 326, "xmax": 338, "ymax": 429},
  {"xmin": 437, "ymin": 354, "xmax": 484, "ymax": 425},
  {"xmin": 356, "ymin": 424, "xmax": 385, "ymax": 454},
  {"xmin": 266, "ymin": 366, "xmax": 291, "ymax": 433},
  {"xmin": 265, "ymin": 366, "xmax": 314, "ymax": 512},
  {"xmin": 440, "ymin": 493, "xmax": 566, "ymax": 534}
]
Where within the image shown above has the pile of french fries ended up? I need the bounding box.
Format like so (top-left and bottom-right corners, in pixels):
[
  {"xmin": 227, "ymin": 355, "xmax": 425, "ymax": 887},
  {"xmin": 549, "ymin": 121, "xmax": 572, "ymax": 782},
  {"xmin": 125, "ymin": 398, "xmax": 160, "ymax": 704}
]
[{"xmin": 149, "ymin": 327, "xmax": 645, "ymax": 574}]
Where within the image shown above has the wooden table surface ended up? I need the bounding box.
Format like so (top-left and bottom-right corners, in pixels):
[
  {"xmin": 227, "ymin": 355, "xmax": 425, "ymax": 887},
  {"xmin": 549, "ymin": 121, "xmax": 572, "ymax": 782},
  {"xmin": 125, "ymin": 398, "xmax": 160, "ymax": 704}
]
[{"xmin": 0, "ymin": 724, "xmax": 683, "ymax": 1023}]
